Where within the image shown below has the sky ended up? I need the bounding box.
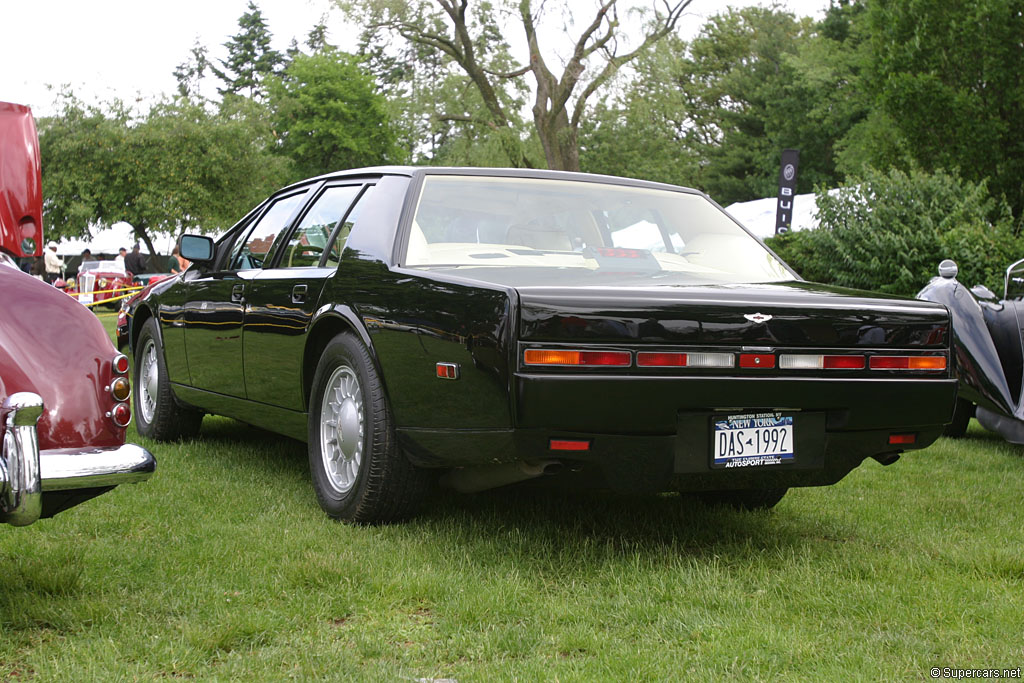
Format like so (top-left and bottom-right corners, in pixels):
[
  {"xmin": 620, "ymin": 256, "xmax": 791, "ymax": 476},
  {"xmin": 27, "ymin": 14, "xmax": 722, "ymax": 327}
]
[{"xmin": 1, "ymin": 0, "xmax": 831, "ymax": 118}]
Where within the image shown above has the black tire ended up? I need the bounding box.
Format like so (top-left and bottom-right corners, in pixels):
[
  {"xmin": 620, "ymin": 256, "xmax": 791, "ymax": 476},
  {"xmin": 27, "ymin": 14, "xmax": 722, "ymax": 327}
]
[
  {"xmin": 307, "ymin": 333, "xmax": 430, "ymax": 523},
  {"xmin": 943, "ymin": 398, "xmax": 974, "ymax": 438},
  {"xmin": 695, "ymin": 488, "xmax": 788, "ymax": 511},
  {"xmin": 134, "ymin": 317, "xmax": 203, "ymax": 440}
]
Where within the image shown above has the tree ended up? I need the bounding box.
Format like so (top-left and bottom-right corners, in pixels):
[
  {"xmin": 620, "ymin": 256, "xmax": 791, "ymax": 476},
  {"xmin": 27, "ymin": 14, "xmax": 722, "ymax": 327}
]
[
  {"xmin": 212, "ymin": 1, "xmax": 284, "ymax": 100},
  {"xmin": 267, "ymin": 50, "xmax": 403, "ymax": 177},
  {"xmin": 862, "ymin": 0, "xmax": 1024, "ymax": 220},
  {"xmin": 173, "ymin": 40, "xmax": 211, "ymax": 100},
  {"xmin": 39, "ymin": 96, "xmax": 293, "ymax": 259},
  {"xmin": 342, "ymin": 0, "xmax": 692, "ymax": 171}
]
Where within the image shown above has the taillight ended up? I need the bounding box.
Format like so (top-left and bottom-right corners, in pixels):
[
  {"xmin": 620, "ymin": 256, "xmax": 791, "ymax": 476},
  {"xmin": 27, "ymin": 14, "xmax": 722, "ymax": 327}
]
[
  {"xmin": 110, "ymin": 402, "xmax": 131, "ymax": 428},
  {"xmin": 637, "ymin": 351, "xmax": 733, "ymax": 368},
  {"xmin": 779, "ymin": 354, "xmax": 866, "ymax": 370},
  {"xmin": 524, "ymin": 349, "xmax": 631, "ymax": 366},
  {"xmin": 869, "ymin": 355, "xmax": 947, "ymax": 371}
]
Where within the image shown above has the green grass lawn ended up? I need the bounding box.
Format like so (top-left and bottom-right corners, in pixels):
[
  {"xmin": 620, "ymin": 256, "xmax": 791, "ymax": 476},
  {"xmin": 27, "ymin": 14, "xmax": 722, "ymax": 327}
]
[{"xmin": 2, "ymin": 314, "xmax": 1022, "ymax": 680}]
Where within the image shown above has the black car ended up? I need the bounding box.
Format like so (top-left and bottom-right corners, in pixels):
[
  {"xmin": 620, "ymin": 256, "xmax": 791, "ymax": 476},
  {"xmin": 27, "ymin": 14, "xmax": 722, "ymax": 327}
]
[
  {"xmin": 124, "ymin": 167, "xmax": 956, "ymax": 523},
  {"xmin": 918, "ymin": 258, "xmax": 1024, "ymax": 443}
]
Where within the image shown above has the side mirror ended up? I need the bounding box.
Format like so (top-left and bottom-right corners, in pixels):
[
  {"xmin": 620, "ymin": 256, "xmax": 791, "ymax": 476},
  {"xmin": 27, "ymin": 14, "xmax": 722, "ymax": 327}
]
[{"xmin": 180, "ymin": 234, "xmax": 214, "ymax": 265}]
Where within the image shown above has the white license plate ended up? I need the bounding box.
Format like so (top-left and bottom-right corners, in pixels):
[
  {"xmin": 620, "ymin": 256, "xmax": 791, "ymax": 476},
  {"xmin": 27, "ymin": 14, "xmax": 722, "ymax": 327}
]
[{"xmin": 713, "ymin": 412, "xmax": 794, "ymax": 468}]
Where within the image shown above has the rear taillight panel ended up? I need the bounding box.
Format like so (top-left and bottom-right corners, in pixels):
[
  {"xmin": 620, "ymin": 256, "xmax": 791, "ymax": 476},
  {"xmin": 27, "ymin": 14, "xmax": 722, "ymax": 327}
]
[{"xmin": 520, "ymin": 344, "xmax": 948, "ymax": 377}]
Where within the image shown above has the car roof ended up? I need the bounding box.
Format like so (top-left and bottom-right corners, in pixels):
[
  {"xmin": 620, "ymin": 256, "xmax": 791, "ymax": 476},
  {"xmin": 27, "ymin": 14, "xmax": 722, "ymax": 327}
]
[{"xmin": 278, "ymin": 166, "xmax": 707, "ymax": 199}]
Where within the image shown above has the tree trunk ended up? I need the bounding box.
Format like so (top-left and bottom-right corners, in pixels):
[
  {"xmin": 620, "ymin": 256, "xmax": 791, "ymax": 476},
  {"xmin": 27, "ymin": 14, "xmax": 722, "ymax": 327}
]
[
  {"xmin": 135, "ymin": 227, "xmax": 160, "ymax": 274},
  {"xmin": 535, "ymin": 108, "xmax": 580, "ymax": 172}
]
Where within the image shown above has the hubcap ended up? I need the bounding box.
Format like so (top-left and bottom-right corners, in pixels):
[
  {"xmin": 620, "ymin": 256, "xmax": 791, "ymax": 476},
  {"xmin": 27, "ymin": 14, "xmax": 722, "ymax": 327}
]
[
  {"xmin": 319, "ymin": 365, "xmax": 364, "ymax": 494},
  {"xmin": 139, "ymin": 339, "xmax": 158, "ymax": 423}
]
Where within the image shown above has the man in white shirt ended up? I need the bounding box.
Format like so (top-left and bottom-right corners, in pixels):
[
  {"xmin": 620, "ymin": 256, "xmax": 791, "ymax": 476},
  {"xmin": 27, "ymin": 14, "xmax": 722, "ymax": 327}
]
[{"xmin": 44, "ymin": 241, "xmax": 64, "ymax": 284}]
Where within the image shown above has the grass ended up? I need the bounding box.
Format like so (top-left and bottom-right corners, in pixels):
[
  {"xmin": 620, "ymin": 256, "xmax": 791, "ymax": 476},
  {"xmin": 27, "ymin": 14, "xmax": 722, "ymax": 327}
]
[{"xmin": 1, "ymin": 314, "xmax": 1022, "ymax": 680}]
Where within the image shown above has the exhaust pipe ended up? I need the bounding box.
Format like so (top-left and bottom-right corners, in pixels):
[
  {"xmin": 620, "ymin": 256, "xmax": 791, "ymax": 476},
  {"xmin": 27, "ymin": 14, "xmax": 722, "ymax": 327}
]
[
  {"xmin": 440, "ymin": 459, "xmax": 564, "ymax": 494},
  {"xmin": 871, "ymin": 452, "xmax": 901, "ymax": 466}
]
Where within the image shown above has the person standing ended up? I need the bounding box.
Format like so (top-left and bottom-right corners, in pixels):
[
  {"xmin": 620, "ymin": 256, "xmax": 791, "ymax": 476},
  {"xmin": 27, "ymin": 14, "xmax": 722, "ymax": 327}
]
[
  {"xmin": 114, "ymin": 247, "xmax": 127, "ymax": 269},
  {"xmin": 44, "ymin": 241, "xmax": 64, "ymax": 284},
  {"xmin": 124, "ymin": 244, "xmax": 148, "ymax": 275}
]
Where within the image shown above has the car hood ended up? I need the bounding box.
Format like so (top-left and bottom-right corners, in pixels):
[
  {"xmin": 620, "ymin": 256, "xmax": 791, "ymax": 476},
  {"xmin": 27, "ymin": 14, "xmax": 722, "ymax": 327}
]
[
  {"xmin": 0, "ymin": 264, "xmax": 123, "ymax": 449},
  {"xmin": 514, "ymin": 279, "xmax": 950, "ymax": 348}
]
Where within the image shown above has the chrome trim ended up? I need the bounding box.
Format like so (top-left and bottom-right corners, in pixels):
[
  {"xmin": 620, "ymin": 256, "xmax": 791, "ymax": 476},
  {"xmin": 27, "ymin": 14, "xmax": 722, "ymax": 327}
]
[
  {"xmin": 1, "ymin": 392, "xmax": 44, "ymax": 526},
  {"xmin": 39, "ymin": 443, "xmax": 155, "ymax": 491}
]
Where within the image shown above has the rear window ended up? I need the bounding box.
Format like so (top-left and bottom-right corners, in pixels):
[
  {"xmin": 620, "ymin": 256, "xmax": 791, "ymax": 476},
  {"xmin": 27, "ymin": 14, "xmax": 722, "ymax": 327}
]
[{"xmin": 404, "ymin": 175, "xmax": 792, "ymax": 284}]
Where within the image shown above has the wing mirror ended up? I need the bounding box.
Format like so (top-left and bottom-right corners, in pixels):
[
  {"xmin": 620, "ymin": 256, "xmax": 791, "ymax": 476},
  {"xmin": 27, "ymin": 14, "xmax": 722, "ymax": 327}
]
[{"xmin": 180, "ymin": 234, "xmax": 214, "ymax": 266}]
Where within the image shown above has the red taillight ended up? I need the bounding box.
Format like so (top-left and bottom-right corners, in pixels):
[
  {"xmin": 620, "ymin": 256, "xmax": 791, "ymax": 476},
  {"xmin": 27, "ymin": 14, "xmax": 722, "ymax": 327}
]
[
  {"xmin": 739, "ymin": 353, "xmax": 775, "ymax": 369},
  {"xmin": 637, "ymin": 352, "xmax": 687, "ymax": 367},
  {"xmin": 824, "ymin": 355, "xmax": 866, "ymax": 369},
  {"xmin": 111, "ymin": 402, "xmax": 131, "ymax": 428},
  {"xmin": 524, "ymin": 349, "xmax": 631, "ymax": 366},
  {"xmin": 888, "ymin": 433, "xmax": 916, "ymax": 445},
  {"xmin": 21, "ymin": 221, "xmax": 37, "ymax": 240},
  {"xmin": 436, "ymin": 362, "xmax": 459, "ymax": 379},
  {"xmin": 870, "ymin": 355, "xmax": 947, "ymax": 371},
  {"xmin": 549, "ymin": 439, "xmax": 590, "ymax": 451},
  {"xmin": 113, "ymin": 354, "xmax": 130, "ymax": 374}
]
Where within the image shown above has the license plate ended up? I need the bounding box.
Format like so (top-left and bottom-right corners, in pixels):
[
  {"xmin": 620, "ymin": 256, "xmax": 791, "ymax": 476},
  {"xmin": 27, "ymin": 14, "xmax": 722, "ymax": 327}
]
[{"xmin": 712, "ymin": 412, "xmax": 794, "ymax": 468}]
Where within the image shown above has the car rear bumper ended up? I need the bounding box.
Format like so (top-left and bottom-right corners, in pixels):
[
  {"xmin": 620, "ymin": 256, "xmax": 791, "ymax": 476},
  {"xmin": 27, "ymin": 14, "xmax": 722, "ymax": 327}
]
[
  {"xmin": 2, "ymin": 392, "xmax": 156, "ymax": 526},
  {"xmin": 397, "ymin": 376, "xmax": 957, "ymax": 493}
]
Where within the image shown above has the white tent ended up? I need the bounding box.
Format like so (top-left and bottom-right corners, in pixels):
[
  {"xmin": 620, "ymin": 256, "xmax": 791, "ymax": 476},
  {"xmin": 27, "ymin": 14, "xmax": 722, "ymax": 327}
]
[
  {"xmin": 55, "ymin": 222, "xmax": 179, "ymax": 256},
  {"xmin": 724, "ymin": 192, "xmax": 820, "ymax": 240}
]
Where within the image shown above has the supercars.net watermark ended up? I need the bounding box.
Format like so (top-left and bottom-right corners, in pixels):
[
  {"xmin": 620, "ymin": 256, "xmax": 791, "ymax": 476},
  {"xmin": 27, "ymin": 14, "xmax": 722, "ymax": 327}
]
[{"xmin": 931, "ymin": 668, "xmax": 1021, "ymax": 680}]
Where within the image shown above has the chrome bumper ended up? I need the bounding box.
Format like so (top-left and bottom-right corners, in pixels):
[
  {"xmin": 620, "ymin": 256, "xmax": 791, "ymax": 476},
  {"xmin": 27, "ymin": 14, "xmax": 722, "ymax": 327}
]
[{"xmin": 1, "ymin": 392, "xmax": 156, "ymax": 526}]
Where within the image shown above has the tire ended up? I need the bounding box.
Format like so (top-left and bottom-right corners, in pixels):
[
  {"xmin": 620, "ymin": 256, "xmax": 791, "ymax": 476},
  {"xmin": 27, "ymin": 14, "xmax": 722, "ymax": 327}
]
[
  {"xmin": 943, "ymin": 398, "xmax": 974, "ymax": 438},
  {"xmin": 308, "ymin": 333, "xmax": 429, "ymax": 523},
  {"xmin": 134, "ymin": 318, "xmax": 203, "ymax": 440},
  {"xmin": 695, "ymin": 488, "xmax": 788, "ymax": 511}
]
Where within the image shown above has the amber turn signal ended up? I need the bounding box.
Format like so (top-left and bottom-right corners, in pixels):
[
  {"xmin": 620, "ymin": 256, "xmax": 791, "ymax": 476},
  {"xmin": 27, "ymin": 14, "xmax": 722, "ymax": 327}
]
[
  {"xmin": 524, "ymin": 349, "xmax": 631, "ymax": 366},
  {"xmin": 110, "ymin": 376, "xmax": 131, "ymax": 402},
  {"xmin": 870, "ymin": 355, "xmax": 947, "ymax": 371}
]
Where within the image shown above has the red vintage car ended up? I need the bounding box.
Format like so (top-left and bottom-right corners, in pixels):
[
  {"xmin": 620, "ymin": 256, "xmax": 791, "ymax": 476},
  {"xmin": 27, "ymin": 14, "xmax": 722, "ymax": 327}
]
[
  {"xmin": 65, "ymin": 259, "xmax": 139, "ymax": 308},
  {"xmin": 1, "ymin": 101, "xmax": 155, "ymax": 526}
]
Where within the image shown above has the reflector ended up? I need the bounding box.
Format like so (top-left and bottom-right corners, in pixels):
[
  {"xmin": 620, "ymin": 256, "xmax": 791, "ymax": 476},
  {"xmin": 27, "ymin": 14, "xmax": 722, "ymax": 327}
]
[
  {"xmin": 739, "ymin": 353, "xmax": 775, "ymax": 369},
  {"xmin": 888, "ymin": 433, "xmax": 916, "ymax": 445},
  {"xmin": 549, "ymin": 439, "xmax": 590, "ymax": 451}
]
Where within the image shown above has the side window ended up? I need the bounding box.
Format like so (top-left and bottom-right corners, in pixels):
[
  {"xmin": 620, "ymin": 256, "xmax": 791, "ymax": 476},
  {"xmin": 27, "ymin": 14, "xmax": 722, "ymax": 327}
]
[
  {"xmin": 277, "ymin": 185, "xmax": 361, "ymax": 268},
  {"xmin": 227, "ymin": 191, "xmax": 307, "ymax": 270},
  {"xmin": 324, "ymin": 185, "xmax": 374, "ymax": 267}
]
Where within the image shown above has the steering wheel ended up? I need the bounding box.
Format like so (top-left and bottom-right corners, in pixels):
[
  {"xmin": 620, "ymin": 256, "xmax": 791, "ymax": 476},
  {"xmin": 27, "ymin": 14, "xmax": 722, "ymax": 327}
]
[{"xmin": 288, "ymin": 243, "xmax": 324, "ymax": 267}]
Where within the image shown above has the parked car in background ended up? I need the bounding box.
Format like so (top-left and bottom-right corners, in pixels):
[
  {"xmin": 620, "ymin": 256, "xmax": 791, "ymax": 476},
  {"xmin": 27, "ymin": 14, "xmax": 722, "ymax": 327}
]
[
  {"xmin": 65, "ymin": 260, "xmax": 137, "ymax": 307},
  {"xmin": 1, "ymin": 101, "xmax": 155, "ymax": 527},
  {"xmin": 124, "ymin": 167, "xmax": 955, "ymax": 523},
  {"xmin": 918, "ymin": 258, "xmax": 1024, "ymax": 443}
]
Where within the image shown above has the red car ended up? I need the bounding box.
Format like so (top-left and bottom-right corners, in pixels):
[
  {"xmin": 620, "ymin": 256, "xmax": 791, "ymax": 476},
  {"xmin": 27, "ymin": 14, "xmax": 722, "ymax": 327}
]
[
  {"xmin": 1, "ymin": 102, "xmax": 155, "ymax": 526},
  {"xmin": 66, "ymin": 259, "xmax": 139, "ymax": 307}
]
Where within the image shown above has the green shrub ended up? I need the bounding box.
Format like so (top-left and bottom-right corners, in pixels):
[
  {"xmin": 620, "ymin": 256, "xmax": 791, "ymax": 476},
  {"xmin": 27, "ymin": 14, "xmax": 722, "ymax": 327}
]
[{"xmin": 765, "ymin": 167, "xmax": 1019, "ymax": 296}]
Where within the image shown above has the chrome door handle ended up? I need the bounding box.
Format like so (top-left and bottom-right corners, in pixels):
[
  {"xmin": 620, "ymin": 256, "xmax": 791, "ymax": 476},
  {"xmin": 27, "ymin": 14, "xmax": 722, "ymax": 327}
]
[
  {"xmin": 292, "ymin": 284, "xmax": 307, "ymax": 304},
  {"xmin": 231, "ymin": 284, "xmax": 245, "ymax": 303}
]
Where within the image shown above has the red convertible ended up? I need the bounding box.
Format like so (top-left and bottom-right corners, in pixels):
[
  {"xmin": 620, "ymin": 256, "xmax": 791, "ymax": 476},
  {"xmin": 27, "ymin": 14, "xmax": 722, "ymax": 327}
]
[{"xmin": 1, "ymin": 101, "xmax": 155, "ymax": 526}]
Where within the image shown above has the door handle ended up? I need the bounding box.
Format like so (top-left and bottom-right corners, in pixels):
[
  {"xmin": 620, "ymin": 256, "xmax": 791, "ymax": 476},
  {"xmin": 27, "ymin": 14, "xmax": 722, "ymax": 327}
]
[
  {"xmin": 292, "ymin": 284, "xmax": 308, "ymax": 304},
  {"xmin": 231, "ymin": 284, "xmax": 245, "ymax": 303}
]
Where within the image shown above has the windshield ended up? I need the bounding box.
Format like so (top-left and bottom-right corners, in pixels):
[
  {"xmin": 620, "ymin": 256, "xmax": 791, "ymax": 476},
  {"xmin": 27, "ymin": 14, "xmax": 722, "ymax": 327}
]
[
  {"xmin": 79, "ymin": 260, "xmax": 125, "ymax": 276},
  {"xmin": 404, "ymin": 175, "xmax": 793, "ymax": 284}
]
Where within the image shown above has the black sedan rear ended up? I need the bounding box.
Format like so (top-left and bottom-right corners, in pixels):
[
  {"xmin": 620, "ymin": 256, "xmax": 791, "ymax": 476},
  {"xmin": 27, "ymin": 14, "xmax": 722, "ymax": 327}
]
[{"xmin": 124, "ymin": 167, "xmax": 956, "ymax": 522}]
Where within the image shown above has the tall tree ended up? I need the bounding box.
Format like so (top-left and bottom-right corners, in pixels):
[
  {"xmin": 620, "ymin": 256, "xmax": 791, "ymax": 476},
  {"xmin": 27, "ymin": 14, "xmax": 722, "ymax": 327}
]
[
  {"xmin": 863, "ymin": 0, "xmax": 1024, "ymax": 220},
  {"xmin": 342, "ymin": 0, "xmax": 692, "ymax": 171},
  {"xmin": 39, "ymin": 96, "xmax": 293, "ymax": 258},
  {"xmin": 267, "ymin": 49, "xmax": 402, "ymax": 177},
  {"xmin": 213, "ymin": 1, "xmax": 284, "ymax": 100},
  {"xmin": 173, "ymin": 40, "xmax": 211, "ymax": 100}
]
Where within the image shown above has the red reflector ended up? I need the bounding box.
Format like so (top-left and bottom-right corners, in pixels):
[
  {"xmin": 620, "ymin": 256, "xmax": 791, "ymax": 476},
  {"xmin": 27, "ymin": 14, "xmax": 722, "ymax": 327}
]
[
  {"xmin": 436, "ymin": 362, "xmax": 459, "ymax": 379},
  {"xmin": 637, "ymin": 352, "xmax": 687, "ymax": 367},
  {"xmin": 870, "ymin": 355, "xmax": 947, "ymax": 371},
  {"xmin": 823, "ymin": 355, "xmax": 866, "ymax": 370},
  {"xmin": 549, "ymin": 439, "xmax": 590, "ymax": 451},
  {"xmin": 524, "ymin": 349, "xmax": 631, "ymax": 366},
  {"xmin": 113, "ymin": 354, "xmax": 130, "ymax": 374},
  {"xmin": 888, "ymin": 433, "xmax": 916, "ymax": 445},
  {"xmin": 739, "ymin": 353, "xmax": 775, "ymax": 369}
]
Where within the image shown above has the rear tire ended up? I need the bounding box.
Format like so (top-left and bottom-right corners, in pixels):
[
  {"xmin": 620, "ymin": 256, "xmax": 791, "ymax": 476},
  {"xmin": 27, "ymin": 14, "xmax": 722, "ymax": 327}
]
[
  {"xmin": 308, "ymin": 333, "xmax": 429, "ymax": 523},
  {"xmin": 695, "ymin": 488, "xmax": 788, "ymax": 511},
  {"xmin": 943, "ymin": 398, "xmax": 974, "ymax": 438},
  {"xmin": 134, "ymin": 318, "xmax": 203, "ymax": 440}
]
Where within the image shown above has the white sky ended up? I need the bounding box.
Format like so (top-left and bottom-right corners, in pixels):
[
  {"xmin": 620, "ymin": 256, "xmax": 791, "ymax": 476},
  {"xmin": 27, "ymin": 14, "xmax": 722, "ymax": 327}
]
[{"xmin": 1, "ymin": 0, "xmax": 830, "ymax": 118}]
